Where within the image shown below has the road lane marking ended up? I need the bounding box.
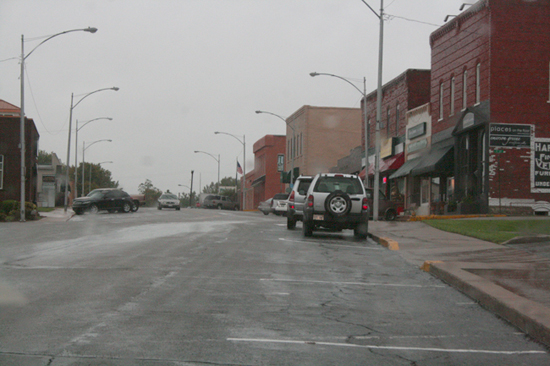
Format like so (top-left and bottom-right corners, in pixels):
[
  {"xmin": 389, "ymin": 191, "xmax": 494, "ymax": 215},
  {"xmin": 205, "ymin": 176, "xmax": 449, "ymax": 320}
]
[
  {"xmin": 260, "ymin": 278, "xmax": 445, "ymax": 288},
  {"xmin": 227, "ymin": 338, "xmax": 546, "ymax": 354}
]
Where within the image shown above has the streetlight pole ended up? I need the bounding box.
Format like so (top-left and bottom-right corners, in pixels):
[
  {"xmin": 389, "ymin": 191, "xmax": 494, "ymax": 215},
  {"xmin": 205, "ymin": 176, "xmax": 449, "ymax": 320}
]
[
  {"xmin": 82, "ymin": 139, "xmax": 112, "ymax": 196},
  {"xmin": 178, "ymin": 184, "xmax": 192, "ymax": 207},
  {"xmin": 194, "ymin": 151, "xmax": 220, "ymax": 193},
  {"xmin": 214, "ymin": 131, "xmax": 246, "ymax": 210},
  {"xmin": 19, "ymin": 27, "xmax": 97, "ymax": 222},
  {"xmin": 255, "ymin": 110, "xmax": 296, "ymax": 189},
  {"xmin": 309, "ymin": 72, "xmax": 369, "ymax": 188},
  {"xmin": 75, "ymin": 117, "xmax": 112, "ymax": 197},
  {"xmin": 89, "ymin": 161, "xmax": 113, "ymax": 194},
  {"xmin": 64, "ymin": 87, "xmax": 119, "ymax": 212},
  {"xmin": 361, "ymin": 0, "xmax": 385, "ymax": 221}
]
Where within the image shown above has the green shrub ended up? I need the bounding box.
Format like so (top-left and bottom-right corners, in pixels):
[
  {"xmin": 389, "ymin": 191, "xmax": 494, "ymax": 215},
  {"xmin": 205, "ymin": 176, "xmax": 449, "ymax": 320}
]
[
  {"xmin": 1, "ymin": 200, "xmax": 18, "ymax": 214},
  {"xmin": 0, "ymin": 212, "xmax": 6, "ymax": 222},
  {"xmin": 1, "ymin": 201, "xmax": 38, "ymax": 220}
]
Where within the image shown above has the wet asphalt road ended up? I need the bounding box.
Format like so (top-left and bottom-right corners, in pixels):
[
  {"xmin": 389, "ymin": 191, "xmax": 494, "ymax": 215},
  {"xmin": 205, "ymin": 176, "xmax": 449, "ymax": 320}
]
[{"xmin": 0, "ymin": 208, "xmax": 548, "ymax": 365}]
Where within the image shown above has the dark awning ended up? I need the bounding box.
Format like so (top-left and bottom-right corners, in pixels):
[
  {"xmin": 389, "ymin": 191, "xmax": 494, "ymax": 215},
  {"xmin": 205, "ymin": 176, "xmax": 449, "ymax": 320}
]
[
  {"xmin": 411, "ymin": 145, "xmax": 454, "ymax": 176},
  {"xmin": 251, "ymin": 175, "xmax": 266, "ymax": 187},
  {"xmin": 389, "ymin": 157, "xmax": 422, "ymax": 180}
]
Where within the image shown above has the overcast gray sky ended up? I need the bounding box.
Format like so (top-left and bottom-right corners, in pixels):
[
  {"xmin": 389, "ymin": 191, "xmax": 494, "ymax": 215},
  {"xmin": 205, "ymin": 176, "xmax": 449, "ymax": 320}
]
[{"xmin": 1, "ymin": 0, "xmax": 465, "ymax": 195}]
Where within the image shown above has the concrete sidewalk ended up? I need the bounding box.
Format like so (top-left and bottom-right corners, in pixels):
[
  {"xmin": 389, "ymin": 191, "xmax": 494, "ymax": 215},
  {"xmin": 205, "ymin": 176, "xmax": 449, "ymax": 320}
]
[
  {"xmin": 368, "ymin": 219, "xmax": 550, "ymax": 348},
  {"xmin": 38, "ymin": 208, "xmax": 74, "ymax": 221}
]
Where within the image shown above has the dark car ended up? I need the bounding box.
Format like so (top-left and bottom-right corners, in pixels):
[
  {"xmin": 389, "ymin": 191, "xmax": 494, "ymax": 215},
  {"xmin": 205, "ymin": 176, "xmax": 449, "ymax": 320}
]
[
  {"xmin": 72, "ymin": 188, "xmax": 136, "ymax": 215},
  {"xmin": 365, "ymin": 188, "xmax": 400, "ymax": 221}
]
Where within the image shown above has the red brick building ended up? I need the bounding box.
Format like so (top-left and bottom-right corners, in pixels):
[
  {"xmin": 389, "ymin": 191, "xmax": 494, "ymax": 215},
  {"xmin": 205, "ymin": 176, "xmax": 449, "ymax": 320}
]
[
  {"xmin": 361, "ymin": 69, "xmax": 431, "ymax": 196},
  {"xmin": 429, "ymin": 0, "xmax": 550, "ymax": 214},
  {"xmin": 0, "ymin": 100, "xmax": 40, "ymax": 204},
  {"xmin": 243, "ymin": 135, "xmax": 286, "ymax": 210}
]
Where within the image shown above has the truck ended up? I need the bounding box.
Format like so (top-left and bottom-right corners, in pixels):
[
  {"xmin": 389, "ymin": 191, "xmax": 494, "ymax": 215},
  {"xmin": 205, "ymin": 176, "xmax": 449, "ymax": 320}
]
[{"xmin": 203, "ymin": 195, "xmax": 240, "ymax": 210}]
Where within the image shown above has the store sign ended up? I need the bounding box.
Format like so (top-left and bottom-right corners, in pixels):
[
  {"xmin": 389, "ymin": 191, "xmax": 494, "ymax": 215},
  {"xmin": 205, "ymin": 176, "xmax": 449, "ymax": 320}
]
[
  {"xmin": 489, "ymin": 123, "xmax": 532, "ymax": 148},
  {"xmin": 42, "ymin": 175, "xmax": 56, "ymax": 187},
  {"xmin": 380, "ymin": 138, "xmax": 394, "ymax": 158},
  {"xmin": 408, "ymin": 138, "xmax": 428, "ymax": 153},
  {"xmin": 408, "ymin": 122, "xmax": 426, "ymax": 140},
  {"xmin": 532, "ymin": 139, "xmax": 550, "ymax": 193},
  {"xmin": 277, "ymin": 154, "xmax": 285, "ymax": 172}
]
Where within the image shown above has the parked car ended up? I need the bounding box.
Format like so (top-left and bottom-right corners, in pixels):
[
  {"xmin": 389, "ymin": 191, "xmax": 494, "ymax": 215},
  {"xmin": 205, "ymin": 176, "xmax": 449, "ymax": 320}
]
[
  {"xmin": 286, "ymin": 175, "xmax": 313, "ymax": 229},
  {"xmin": 157, "ymin": 193, "xmax": 181, "ymax": 210},
  {"xmin": 258, "ymin": 198, "xmax": 273, "ymax": 215},
  {"xmin": 302, "ymin": 173, "xmax": 369, "ymax": 239},
  {"xmin": 365, "ymin": 188, "xmax": 399, "ymax": 221},
  {"xmin": 72, "ymin": 188, "xmax": 136, "ymax": 215},
  {"xmin": 203, "ymin": 195, "xmax": 239, "ymax": 210},
  {"xmin": 271, "ymin": 193, "xmax": 289, "ymax": 216}
]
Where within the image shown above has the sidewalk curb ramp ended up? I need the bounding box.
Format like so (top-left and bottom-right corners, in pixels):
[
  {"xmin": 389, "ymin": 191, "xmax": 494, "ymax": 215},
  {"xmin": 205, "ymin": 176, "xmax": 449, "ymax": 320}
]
[{"xmin": 423, "ymin": 261, "xmax": 550, "ymax": 348}]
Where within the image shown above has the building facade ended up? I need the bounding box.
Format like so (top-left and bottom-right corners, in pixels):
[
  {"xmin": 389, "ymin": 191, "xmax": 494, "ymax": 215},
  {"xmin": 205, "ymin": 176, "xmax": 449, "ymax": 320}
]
[
  {"xmin": 0, "ymin": 100, "xmax": 40, "ymax": 204},
  {"xmin": 429, "ymin": 0, "xmax": 550, "ymax": 214},
  {"xmin": 285, "ymin": 105, "xmax": 362, "ymax": 179}
]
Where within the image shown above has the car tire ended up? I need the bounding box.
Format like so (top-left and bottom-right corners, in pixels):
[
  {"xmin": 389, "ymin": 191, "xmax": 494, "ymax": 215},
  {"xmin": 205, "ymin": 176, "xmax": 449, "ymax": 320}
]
[
  {"xmin": 354, "ymin": 222, "xmax": 368, "ymax": 240},
  {"xmin": 217, "ymin": 205, "xmax": 223, "ymax": 210},
  {"xmin": 324, "ymin": 191, "xmax": 352, "ymax": 217},
  {"xmin": 262, "ymin": 211, "xmax": 269, "ymax": 215},
  {"xmin": 302, "ymin": 218, "xmax": 314, "ymax": 237},
  {"xmin": 176, "ymin": 207, "xmax": 181, "ymax": 211},
  {"xmin": 158, "ymin": 206, "xmax": 162, "ymax": 210},
  {"xmin": 121, "ymin": 202, "xmax": 131, "ymax": 213},
  {"xmin": 385, "ymin": 209, "xmax": 397, "ymax": 221},
  {"xmin": 89, "ymin": 204, "xmax": 99, "ymax": 214},
  {"xmin": 287, "ymin": 215, "xmax": 297, "ymax": 230},
  {"xmin": 132, "ymin": 201, "xmax": 139, "ymax": 212},
  {"xmin": 73, "ymin": 209, "xmax": 83, "ymax": 215}
]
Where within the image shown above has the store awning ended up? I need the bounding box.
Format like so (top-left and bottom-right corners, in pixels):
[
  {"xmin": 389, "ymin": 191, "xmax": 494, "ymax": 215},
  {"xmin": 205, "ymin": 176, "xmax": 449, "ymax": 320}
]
[
  {"xmin": 388, "ymin": 157, "xmax": 422, "ymax": 180},
  {"xmin": 411, "ymin": 144, "xmax": 454, "ymax": 176},
  {"xmin": 251, "ymin": 175, "xmax": 266, "ymax": 187},
  {"xmin": 362, "ymin": 152, "xmax": 405, "ymax": 178}
]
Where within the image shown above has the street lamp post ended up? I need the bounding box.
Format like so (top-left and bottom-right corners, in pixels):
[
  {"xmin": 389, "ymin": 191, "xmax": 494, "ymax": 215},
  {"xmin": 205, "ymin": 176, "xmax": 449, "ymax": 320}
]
[
  {"xmin": 82, "ymin": 139, "xmax": 112, "ymax": 196},
  {"xmin": 19, "ymin": 27, "xmax": 97, "ymax": 222},
  {"xmin": 255, "ymin": 110, "xmax": 296, "ymax": 188},
  {"xmin": 309, "ymin": 72, "xmax": 369, "ymax": 188},
  {"xmin": 75, "ymin": 117, "xmax": 112, "ymax": 197},
  {"xmin": 89, "ymin": 161, "xmax": 113, "ymax": 194},
  {"xmin": 64, "ymin": 87, "xmax": 119, "ymax": 212},
  {"xmin": 360, "ymin": 0, "xmax": 385, "ymax": 221},
  {"xmin": 194, "ymin": 151, "xmax": 220, "ymax": 193},
  {"xmin": 214, "ymin": 131, "xmax": 246, "ymax": 210},
  {"xmin": 178, "ymin": 184, "xmax": 192, "ymax": 207}
]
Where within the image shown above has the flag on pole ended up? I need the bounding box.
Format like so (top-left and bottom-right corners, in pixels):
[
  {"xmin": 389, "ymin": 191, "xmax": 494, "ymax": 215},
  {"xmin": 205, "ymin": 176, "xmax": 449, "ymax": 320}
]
[{"xmin": 237, "ymin": 161, "xmax": 243, "ymax": 175}]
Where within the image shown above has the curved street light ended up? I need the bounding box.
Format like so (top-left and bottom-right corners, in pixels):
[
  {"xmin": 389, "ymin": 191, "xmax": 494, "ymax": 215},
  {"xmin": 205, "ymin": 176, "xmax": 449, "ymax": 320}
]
[
  {"xmin": 64, "ymin": 87, "xmax": 119, "ymax": 212},
  {"xmin": 214, "ymin": 131, "xmax": 246, "ymax": 210},
  {"xmin": 82, "ymin": 140, "xmax": 112, "ymax": 196},
  {"xmin": 194, "ymin": 150, "xmax": 220, "ymax": 193},
  {"xmin": 18, "ymin": 26, "xmax": 97, "ymax": 221},
  {"xmin": 255, "ymin": 110, "xmax": 296, "ymax": 188},
  {"xmin": 310, "ymin": 72, "xmax": 369, "ymax": 189},
  {"xmin": 75, "ymin": 117, "xmax": 113, "ymax": 197},
  {"xmin": 88, "ymin": 161, "xmax": 113, "ymax": 195}
]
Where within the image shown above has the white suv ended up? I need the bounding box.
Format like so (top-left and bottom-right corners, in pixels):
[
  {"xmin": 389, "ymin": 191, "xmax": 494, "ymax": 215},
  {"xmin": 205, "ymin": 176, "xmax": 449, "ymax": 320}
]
[
  {"xmin": 302, "ymin": 173, "xmax": 369, "ymax": 239},
  {"xmin": 287, "ymin": 175, "xmax": 313, "ymax": 229}
]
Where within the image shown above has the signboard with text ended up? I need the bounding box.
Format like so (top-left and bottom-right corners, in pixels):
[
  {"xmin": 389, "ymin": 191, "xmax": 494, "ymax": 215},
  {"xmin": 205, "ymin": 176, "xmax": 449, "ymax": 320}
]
[
  {"xmin": 489, "ymin": 123, "xmax": 532, "ymax": 148},
  {"xmin": 532, "ymin": 138, "xmax": 550, "ymax": 193}
]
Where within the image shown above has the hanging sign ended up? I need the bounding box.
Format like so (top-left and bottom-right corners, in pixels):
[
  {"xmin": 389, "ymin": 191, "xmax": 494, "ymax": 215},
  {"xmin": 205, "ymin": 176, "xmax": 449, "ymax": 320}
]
[{"xmin": 490, "ymin": 123, "xmax": 532, "ymax": 148}]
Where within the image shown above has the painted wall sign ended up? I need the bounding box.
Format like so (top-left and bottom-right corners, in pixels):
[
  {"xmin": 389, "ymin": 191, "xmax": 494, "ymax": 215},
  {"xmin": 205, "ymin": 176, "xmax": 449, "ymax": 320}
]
[
  {"xmin": 532, "ymin": 138, "xmax": 550, "ymax": 193},
  {"xmin": 407, "ymin": 138, "xmax": 428, "ymax": 153},
  {"xmin": 380, "ymin": 137, "xmax": 395, "ymax": 159},
  {"xmin": 490, "ymin": 123, "xmax": 532, "ymax": 148},
  {"xmin": 407, "ymin": 122, "xmax": 427, "ymax": 140}
]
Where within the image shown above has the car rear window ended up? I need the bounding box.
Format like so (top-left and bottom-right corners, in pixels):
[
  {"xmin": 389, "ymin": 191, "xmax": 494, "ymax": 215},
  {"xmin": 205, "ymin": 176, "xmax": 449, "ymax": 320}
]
[{"xmin": 314, "ymin": 176, "xmax": 363, "ymax": 195}]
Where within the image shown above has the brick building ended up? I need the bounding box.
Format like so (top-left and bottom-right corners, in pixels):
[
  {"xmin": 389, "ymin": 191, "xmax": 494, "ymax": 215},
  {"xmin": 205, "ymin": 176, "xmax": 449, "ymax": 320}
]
[
  {"xmin": 0, "ymin": 100, "xmax": 40, "ymax": 204},
  {"xmin": 243, "ymin": 135, "xmax": 286, "ymax": 210},
  {"xmin": 285, "ymin": 105, "xmax": 362, "ymax": 178},
  {"xmin": 428, "ymin": 0, "xmax": 550, "ymax": 214}
]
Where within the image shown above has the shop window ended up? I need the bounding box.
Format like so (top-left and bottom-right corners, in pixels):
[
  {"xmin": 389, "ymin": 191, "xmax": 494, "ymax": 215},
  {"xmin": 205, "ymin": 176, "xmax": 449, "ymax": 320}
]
[
  {"xmin": 476, "ymin": 63, "xmax": 481, "ymax": 105},
  {"xmin": 447, "ymin": 177, "xmax": 455, "ymax": 201},
  {"xmin": 450, "ymin": 77, "xmax": 455, "ymax": 116},
  {"xmin": 463, "ymin": 70, "xmax": 468, "ymax": 110},
  {"xmin": 421, "ymin": 178, "xmax": 430, "ymax": 204},
  {"xmin": 431, "ymin": 177, "xmax": 441, "ymax": 202},
  {"xmin": 0, "ymin": 155, "xmax": 3, "ymax": 189}
]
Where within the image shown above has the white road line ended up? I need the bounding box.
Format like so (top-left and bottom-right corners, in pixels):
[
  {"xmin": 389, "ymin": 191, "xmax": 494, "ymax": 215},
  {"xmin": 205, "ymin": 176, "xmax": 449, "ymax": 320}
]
[
  {"xmin": 278, "ymin": 237, "xmax": 382, "ymax": 250},
  {"xmin": 261, "ymin": 278, "xmax": 445, "ymax": 288},
  {"xmin": 227, "ymin": 338, "xmax": 546, "ymax": 355}
]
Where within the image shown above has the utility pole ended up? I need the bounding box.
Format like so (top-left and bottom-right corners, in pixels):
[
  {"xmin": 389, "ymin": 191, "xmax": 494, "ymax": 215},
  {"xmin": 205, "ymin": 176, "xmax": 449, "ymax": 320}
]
[{"xmin": 190, "ymin": 170, "xmax": 194, "ymax": 208}]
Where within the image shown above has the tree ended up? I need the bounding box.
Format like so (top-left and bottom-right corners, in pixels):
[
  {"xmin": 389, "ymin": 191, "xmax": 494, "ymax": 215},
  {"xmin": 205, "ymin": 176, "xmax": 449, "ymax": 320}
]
[
  {"xmin": 179, "ymin": 191, "xmax": 198, "ymax": 208},
  {"xmin": 202, "ymin": 176, "xmax": 239, "ymax": 201},
  {"xmin": 37, "ymin": 150, "xmax": 53, "ymax": 165},
  {"xmin": 138, "ymin": 179, "xmax": 162, "ymax": 207},
  {"xmin": 69, "ymin": 163, "xmax": 118, "ymax": 196}
]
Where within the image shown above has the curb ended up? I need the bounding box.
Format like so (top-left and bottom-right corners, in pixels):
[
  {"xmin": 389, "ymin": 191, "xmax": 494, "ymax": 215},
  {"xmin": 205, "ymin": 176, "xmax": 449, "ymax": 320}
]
[
  {"xmin": 423, "ymin": 261, "xmax": 550, "ymax": 348},
  {"xmin": 368, "ymin": 233, "xmax": 399, "ymax": 250},
  {"xmin": 408, "ymin": 214, "xmax": 508, "ymax": 221}
]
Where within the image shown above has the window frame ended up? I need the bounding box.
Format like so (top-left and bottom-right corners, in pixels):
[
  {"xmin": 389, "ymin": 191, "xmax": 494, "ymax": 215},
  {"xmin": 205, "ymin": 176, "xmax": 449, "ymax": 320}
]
[
  {"xmin": 450, "ymin": 77, "xmax": 455, "ymax": 116},
  {"xmin": 462, "ymin": 70, "xmax": 468, "ymax": 110},
  {"xmin": 439, "ymin": 82, "xmax": 444, "ymax": 120},
  {"xmin": 476, "ymin": 63, "xmax": 481, "ymax": 105}
]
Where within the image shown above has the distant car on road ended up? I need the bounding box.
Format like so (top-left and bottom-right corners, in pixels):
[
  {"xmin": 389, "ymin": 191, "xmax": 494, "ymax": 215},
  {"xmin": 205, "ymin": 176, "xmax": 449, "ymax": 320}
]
[
  {"xmin": 203, "ymin": 195, "xmax": 239, "ymax": 210},
  {"xmin": 258, "ymin": 198, "xmax": 273, "ymax": 215},
  {"xmin": 271, "ymin": 193, "xmax": 289, "ymax": 216},
  {"xmin": 157, "ymin": 193, "xmax": 181, "ymax": 210},
  {"xmin": 73, "ymin": 188, "xmax": 136, "ymax": 215}
]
